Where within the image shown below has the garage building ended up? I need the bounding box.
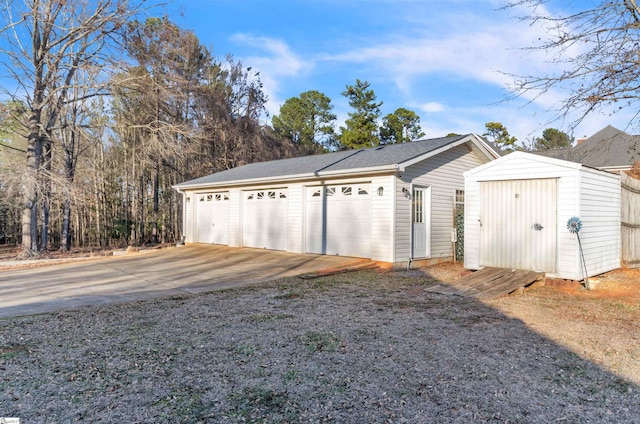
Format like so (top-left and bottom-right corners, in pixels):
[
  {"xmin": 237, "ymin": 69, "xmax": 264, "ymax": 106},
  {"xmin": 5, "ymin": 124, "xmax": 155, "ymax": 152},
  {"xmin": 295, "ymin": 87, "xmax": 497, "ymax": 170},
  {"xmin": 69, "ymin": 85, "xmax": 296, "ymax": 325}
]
[{"xmin": 174, "ymin": 134, "xmax": 499, "ymax": 267}]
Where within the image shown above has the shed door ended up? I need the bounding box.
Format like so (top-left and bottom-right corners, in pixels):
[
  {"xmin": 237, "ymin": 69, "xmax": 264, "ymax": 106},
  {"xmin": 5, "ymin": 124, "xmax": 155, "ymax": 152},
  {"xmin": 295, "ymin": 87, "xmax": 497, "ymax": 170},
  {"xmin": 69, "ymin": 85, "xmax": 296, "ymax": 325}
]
[
  {"xmin": 196, "ymin": 192, "xmax": 229, "ymax": 244},
  {"xmin": 305, "ymin": 184, "xmax": 372, "ymax": 258},
  {"xmin": 479, "ymin": 179, "xmax": 557, "ymax": 272},
  {"xmin": 242, "ymin": 189, "xmax": 288, "ymax": 250}
]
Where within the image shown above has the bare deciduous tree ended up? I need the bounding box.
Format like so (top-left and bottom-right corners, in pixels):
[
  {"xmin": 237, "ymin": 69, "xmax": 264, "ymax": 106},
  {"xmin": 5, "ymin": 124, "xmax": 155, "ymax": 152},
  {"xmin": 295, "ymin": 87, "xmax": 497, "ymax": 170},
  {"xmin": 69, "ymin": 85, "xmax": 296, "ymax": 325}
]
[
  {"xmin": 0, "ymin": 13, "xmax": 298, "ymax": 254},
  {"xmin": 0, "ymin": 0, "xmax": 148, "ymax": 255},
  {"xmin": 506, "ymin": 1, "xmax": 640, "ymax": 128}
]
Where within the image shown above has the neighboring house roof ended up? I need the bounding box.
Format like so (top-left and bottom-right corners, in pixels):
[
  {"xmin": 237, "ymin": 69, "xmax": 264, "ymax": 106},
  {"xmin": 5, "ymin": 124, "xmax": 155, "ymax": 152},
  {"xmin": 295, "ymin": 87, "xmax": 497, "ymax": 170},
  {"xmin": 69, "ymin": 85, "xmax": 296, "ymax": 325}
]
[
  {"xmin": 175, "ymin": 134, "xmax": 500, "ymax": 189},
  {"xmin": 535, "ymin": 125, "xmax": 640, "ymax": 171}
]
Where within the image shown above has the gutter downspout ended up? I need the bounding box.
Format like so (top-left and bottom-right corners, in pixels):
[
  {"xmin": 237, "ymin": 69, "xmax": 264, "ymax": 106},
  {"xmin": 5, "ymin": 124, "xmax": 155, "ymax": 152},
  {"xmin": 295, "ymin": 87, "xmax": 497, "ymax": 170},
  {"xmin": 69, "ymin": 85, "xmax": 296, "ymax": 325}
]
[{"xmin": 408, "ymin": 183, "xmax": 413, "ymax": 271}]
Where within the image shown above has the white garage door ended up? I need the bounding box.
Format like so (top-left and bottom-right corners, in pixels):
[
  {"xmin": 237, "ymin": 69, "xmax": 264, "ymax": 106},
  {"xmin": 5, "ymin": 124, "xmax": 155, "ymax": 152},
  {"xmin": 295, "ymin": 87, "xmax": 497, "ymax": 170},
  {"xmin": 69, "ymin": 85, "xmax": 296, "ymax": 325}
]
[
  {"xmin": 196, "ymin": 192, "xmax": 229, "ymax": 244},
  {"xmin": 242, "ymin": 188, "xmax": 288, "ymax": 250},
  {"xmin": 306, "ymin": 184, "xmax": 371, "ymax": 258}
]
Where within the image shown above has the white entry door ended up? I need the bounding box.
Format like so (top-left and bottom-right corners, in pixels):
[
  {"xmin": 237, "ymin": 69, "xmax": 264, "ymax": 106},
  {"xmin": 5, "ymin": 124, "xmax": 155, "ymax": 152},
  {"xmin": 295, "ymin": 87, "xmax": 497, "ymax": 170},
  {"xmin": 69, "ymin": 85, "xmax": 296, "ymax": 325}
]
[
  {"xmin": 242, "ymin": 188, "xmax": 288, "ymax": 250},
  {"xmin": 196, "ymin": 192, "xmax": 229, "ymax": 244},
  {"xmin": 412, "ymin": 186, "xmax": 431, "ymax": 258},
  {"xmin": 305, "ymin": 184, "xmax": 372, "ymax": 258},
  {"xmin": 479, "ymin": 179, "xmax": 557, "ymax": 272}
]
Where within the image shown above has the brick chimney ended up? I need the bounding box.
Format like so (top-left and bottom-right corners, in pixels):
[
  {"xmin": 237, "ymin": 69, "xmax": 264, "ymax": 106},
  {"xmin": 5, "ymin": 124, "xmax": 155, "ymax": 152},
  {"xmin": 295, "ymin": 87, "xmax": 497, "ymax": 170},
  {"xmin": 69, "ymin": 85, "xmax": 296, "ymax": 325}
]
[{"xmin": 576, "ymin": 135, "xmax": 588, "ymax": 144}]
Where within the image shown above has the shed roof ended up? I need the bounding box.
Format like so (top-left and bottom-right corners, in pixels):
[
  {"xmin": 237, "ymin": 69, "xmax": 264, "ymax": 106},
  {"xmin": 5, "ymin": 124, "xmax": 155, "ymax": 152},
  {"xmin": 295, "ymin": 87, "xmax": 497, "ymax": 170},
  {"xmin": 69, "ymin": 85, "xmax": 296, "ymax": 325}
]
[{"xmin": 176, "ymin": 134, "xmax": 499, "ymax": 188}]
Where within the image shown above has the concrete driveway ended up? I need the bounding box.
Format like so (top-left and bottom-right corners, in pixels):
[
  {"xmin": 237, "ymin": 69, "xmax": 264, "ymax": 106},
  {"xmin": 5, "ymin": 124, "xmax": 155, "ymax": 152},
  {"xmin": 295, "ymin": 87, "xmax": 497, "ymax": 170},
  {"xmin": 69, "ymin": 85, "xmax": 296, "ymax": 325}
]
[{"xmin": 0, "ymin": 245, "xmax": 369, "ymax": 318}]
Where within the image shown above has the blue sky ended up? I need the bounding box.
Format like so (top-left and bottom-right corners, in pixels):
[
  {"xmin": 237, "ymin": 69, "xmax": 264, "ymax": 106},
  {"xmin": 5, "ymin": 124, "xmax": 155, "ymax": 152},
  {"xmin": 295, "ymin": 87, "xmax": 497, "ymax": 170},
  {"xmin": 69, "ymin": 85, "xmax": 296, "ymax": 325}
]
[{"xmin": 166, "ymin": 0, "xmax": 631, "ymax": 145}]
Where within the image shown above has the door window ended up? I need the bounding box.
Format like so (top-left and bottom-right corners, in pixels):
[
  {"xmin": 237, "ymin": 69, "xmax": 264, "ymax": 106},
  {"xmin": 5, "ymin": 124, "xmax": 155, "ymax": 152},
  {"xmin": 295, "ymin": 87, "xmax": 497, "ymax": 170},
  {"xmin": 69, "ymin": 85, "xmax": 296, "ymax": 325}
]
[{"xmin": 413, "ymin": 189, "xmax": 423, "ymax": 224}]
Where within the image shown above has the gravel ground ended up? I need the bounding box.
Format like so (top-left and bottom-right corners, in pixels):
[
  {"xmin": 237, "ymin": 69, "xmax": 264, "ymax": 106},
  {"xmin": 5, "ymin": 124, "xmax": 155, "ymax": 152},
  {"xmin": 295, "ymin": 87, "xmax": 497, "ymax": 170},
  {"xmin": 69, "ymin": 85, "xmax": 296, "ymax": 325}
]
[{"xmin": 1, "ymin": 267, "xmax": 639, "ymax": 423}]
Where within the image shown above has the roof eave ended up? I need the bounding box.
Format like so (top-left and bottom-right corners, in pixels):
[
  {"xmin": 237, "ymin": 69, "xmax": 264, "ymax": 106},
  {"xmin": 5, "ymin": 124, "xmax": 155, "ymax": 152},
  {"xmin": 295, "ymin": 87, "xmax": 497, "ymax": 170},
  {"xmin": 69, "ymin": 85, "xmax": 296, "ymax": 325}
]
[
  {"xmin": 470, "ymin": 133, "xmax": 502, "ymax": 159},
  {"xmin": 398, "ymin": 134, "xmax": 499, "ymax": 172},
  {"xmin": 597, "ymin": 165, "xmax": 632, "ymax": 172},
  {"xmin": 172, "ymin": 164, "xmax": 399, "ymax": 190},
  {"xmin": 463, "ymin": 151, "xmax": 583, "ymax": 177}
]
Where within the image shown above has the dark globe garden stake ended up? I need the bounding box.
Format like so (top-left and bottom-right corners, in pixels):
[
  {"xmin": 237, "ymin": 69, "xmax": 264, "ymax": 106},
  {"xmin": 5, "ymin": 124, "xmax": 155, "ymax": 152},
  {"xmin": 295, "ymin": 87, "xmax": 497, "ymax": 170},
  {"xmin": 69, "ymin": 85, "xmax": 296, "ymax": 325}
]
[{"xmin": 567, "ymin": 217, "xmax": 588, "ymax": 286}]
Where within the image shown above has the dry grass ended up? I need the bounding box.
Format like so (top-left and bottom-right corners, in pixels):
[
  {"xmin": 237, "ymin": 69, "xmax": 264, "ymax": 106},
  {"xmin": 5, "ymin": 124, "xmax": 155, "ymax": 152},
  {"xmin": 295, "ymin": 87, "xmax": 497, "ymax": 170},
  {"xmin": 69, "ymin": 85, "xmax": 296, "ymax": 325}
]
[
  {"xmin": 0, "ymin": 262, "xmax": 639, "ymax": 422},
  {"xmin": 490, "ymin": 266, "xmax": 640, "ymax": 387}
]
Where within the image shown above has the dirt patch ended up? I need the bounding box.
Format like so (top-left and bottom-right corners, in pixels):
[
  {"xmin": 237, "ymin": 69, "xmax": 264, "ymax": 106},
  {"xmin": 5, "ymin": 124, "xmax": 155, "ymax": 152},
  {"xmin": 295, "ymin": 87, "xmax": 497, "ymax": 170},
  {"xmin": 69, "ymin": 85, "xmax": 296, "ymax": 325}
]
[
  {"xmin": 0, "ymin": 244, "xmax": 21, "ymax": 260},
  {"xmin": 0, "ymin": 243, "xmax": 172, "ymax": 271},
  {"xmin": 0, "ymin": 243, "xmax": 176, "ymax": 259},
  {"xmin": 0, "ymin": 244, "xmax": 114, "ymax": 261},
  {"xmin": 0, "ymin": 264, "xmax": 638, "ymax": 422},
  {"xmin": 420, "ymin": 260, "xmax": 471, "ymax": 283}
]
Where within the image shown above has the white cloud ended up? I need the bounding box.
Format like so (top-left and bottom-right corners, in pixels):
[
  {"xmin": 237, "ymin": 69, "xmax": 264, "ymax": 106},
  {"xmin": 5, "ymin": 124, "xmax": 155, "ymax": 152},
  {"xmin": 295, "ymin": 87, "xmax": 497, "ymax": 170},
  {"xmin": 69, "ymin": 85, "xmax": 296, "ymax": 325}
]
[
  {"xmin": 412, "ymin": 102, "xmax": 445, "ymax": 113},
  {"xmin": 316, "ymin": 2, "xmax": 580, "ymax": 112},
  {"xmin": 224, "ymin": 2, "xmax": 622, "ymax": 139}
]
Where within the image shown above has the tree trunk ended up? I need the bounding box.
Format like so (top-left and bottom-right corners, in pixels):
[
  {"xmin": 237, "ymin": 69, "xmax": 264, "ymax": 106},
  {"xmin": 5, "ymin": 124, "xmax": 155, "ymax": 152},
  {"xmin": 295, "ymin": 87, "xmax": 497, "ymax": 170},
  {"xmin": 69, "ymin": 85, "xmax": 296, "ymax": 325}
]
[
  {"xmin": 93, "ymin": 176, "xmax": 101, "ymax": 247},
  {"xmin": 61, "ymin": 197, "xmax": 72, "ymax": 251},
  {"xmin": 39, "ymin": 135, "xmax": 52, "ymax": 250},
  {"xmin": 152, "ymin": 162, "xmax": 159, "ymax": 244},
  {"xmin": 61, "ymin": 131, "xmax": 76, "ymax": 251},
  {"xmin": 128, "ymin": 136, "xmax": 136, "ymax": 244},
  {"xmin": 138, "ymin": 174, "xmax": 145, "ymax": 245},
  {"xmin": 21, "ymin": 111, "xmax": 43, "ymax": 255}
]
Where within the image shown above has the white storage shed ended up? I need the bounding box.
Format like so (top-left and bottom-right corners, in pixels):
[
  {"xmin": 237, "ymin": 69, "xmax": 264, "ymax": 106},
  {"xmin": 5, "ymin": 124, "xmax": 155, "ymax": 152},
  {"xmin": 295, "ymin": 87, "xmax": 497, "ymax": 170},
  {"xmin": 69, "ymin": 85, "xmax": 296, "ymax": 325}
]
[{"xmin": 464, "ymin": 151, "xmax": 621, "ymax": 280}]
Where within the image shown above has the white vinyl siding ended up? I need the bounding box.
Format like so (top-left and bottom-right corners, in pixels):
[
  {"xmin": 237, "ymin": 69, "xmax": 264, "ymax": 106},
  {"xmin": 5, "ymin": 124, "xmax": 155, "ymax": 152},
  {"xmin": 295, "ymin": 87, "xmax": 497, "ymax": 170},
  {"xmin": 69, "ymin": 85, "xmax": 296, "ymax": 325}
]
[
  {"xmin": 287, "ymin": 184, "xmax": 304, "ymax": 253},
  {"xmin": 394, "ymin": 180, "xmax": 411, "ymax": 263},
  {"xmin": 184, "ymin": 193, "xmax": 194, "ymax": 243},
  {"xmin": 371, "ymin": 175, "xmax": 394, "ymax": 262},
  {"xmin": 395, "ymin": 144, "xmax": 490, "ymax": 262},
  {"xmin": 554, "ymin": 173, "xmax": 580, "ymax": 279},
  {"xmin": 228, "ymin": 189, "xmax": 242, "ymax": 247},
  {"xmin": 465, "ymin": 152, "xmax": 620, "ymax": 280},
  {"xmin": 578, "ymin": 169, "xmax": 621, "ymax": 276}
]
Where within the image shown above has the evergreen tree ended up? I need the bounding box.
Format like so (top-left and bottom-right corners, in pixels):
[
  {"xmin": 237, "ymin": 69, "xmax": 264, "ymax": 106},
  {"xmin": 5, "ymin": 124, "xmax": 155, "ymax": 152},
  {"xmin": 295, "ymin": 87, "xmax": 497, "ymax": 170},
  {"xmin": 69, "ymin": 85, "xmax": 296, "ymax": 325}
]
[
  {"xmin": 380, "ymin": 107, "xmax": 425, "ymax": 144},
  {"xmin": 272, "ymin": 90, "xmax": 337, "ymax": 154},
  {"xmin": 339, "ymin": 80, "xmax": 382, "ymax": 149},
  {"xmin": 533, "ymin": 128, "xmax": 573, "ymax": 150},
  {"xmin": 483, "ymin": 122, "xmax": 518, "ymax": 151}
]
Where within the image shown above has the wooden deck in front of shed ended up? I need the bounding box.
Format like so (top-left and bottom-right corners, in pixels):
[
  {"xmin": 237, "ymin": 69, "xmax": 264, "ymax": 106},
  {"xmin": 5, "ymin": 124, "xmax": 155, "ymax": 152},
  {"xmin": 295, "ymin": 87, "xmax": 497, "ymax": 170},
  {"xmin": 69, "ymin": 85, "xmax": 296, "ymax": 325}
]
[{"xmin": 425, "ymin": 267, "xmax": 545, "ymax": 299}]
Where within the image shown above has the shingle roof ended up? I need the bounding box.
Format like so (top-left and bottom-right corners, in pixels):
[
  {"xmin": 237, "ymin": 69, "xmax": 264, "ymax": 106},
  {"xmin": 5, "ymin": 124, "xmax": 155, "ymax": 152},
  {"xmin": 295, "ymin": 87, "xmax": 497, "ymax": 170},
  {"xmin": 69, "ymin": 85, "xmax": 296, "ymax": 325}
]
[
  {"xmin": 176, "ymin": 134, "xmax": 493, "ymax": 187},
  {"xmin": 536, "ymin": 125, "xmax": 640, "ymax": 169}
]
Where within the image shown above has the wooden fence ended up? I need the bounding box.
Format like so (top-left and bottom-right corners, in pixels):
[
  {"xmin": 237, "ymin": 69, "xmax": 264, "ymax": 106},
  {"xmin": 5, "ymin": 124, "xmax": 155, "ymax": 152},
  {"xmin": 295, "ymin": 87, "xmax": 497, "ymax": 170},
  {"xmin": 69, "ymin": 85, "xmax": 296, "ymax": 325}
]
[{"xmin": 621, "ymin": 173, "xmax": 640, "ymax": 267}]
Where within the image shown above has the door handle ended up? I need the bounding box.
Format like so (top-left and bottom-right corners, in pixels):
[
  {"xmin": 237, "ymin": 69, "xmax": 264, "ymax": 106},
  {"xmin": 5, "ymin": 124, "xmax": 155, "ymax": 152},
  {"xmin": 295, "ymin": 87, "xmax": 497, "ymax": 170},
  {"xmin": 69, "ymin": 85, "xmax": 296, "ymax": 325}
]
[{"xmin": 532, "ymin": 223, "xmax": 543, "ymax": 231}]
